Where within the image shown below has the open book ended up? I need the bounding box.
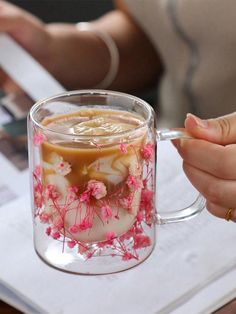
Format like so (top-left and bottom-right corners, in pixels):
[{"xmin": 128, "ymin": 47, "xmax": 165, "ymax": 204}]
[{"xmin": 0, "ymin": 35, "xmax": 235, "ymax": 314}]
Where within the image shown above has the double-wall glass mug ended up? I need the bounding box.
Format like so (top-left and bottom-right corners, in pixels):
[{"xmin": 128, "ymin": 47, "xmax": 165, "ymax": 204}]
[{"xmin": 28, "ymin": 90, "xmax": 205, "ymax": 274}]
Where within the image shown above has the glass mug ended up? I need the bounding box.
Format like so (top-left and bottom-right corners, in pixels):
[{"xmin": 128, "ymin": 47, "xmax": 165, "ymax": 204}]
[{"xmin": 28, "ymin": 90, "xmax": 205, "ymax": 275}]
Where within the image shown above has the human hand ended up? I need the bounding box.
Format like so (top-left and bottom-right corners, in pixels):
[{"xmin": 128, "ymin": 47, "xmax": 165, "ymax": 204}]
[
  {"xmin": 174, "ymin": 112, "xmax": 236, "ymax": 222},
  {"xmin": 0, "ymin": 0, "xmax": 51, "ymax": 91}
]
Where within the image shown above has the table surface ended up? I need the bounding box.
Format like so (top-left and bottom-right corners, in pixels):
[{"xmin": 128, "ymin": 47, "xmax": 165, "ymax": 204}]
[{"xmin": 1, "ymin": 299, "xmax": 236, "ymax": 314}]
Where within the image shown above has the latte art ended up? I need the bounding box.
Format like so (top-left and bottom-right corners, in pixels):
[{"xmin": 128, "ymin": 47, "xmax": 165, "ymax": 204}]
[{"xmin": 44, "ymin": 108, "xmax": 144, "ymax": 137}]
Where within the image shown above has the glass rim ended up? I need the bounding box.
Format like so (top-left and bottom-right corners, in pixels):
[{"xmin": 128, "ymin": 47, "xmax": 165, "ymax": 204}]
[{"xmin": 29, "ymin": 89, "xmax": 153, "ymax": 140}]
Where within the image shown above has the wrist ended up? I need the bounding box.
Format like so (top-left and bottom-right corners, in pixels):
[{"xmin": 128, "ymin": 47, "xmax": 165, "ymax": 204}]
[
  {"xmin": 76, "ymin": 22, "xmax": 119, "ymax": 89},
  {"xmin": 45, "ymin": 23, "xmax": 117, "ymax": 89}
]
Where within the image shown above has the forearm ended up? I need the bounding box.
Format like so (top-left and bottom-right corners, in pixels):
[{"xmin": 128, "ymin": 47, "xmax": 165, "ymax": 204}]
[
  {"xmin": 46, "ymin": 10, "xmax": 161, "ymax": 91},
  {"xmin": 0, "ymin": 1, "xmax": 161, "ymax": 92}
]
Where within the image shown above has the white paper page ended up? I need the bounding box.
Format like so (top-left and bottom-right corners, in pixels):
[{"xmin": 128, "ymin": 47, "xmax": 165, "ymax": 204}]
[
  {"xmin": 0, "ymin": 152, "xmax": 29, "ymax": 206},
  {"xmin": 171, "ymin": 266, "xmax": 236, "ymax": 314},
  {"xmin": 0, "ymin": 184, "xmax": 17, "ymax": 206},
  {"xmin": 0, "ymin": 141, "xmax": 236, "ymax": 314},
  {"xmin": 0, "ymin": 281, "xmax": 43, "ymax": 314}
]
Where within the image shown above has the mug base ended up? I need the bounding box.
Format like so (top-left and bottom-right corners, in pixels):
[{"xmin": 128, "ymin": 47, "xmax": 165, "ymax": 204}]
[{"xmin": 34, "ymin": 241, "xmax": 155, "ymax": 275}]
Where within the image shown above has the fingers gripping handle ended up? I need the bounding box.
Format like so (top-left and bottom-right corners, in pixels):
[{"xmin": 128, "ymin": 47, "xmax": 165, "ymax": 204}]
[{"xmin": 156, "ymin": 129, "xmax": 206, "ymax": 225}]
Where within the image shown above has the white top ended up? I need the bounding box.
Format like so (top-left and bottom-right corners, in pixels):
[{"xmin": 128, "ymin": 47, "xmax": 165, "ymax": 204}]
[{"xmin": 124, "ymin": 0, "xmax": 236, "ymax": 126}]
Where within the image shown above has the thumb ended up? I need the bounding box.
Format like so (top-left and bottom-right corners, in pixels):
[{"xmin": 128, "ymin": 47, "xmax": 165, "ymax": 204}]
[{"xmin": 184, "ymin": 112, "xmax": 236, "ymax": 145}]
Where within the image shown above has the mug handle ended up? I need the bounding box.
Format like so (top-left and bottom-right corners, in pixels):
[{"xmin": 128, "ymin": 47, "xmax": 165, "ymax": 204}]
[{"xmin": 156, "ymin": 129, "xmax": 206, "ymax": 224}]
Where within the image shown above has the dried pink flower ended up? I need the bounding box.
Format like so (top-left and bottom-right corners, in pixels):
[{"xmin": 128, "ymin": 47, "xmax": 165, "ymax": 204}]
[
  {"xmin": 140, "ymin": 189, "xmax": 153, "ymax": 212},
  {"xmin": 87, "ymin": 180, "xmax": 107, "ymax": 199},
  {"xmin": 53, "ymin": 157, "xmax": 71, "ymax": 176},
  {"xmin": 45, "ymin": 226, "xmax": 51, "ymax": 236},
  {"xmin": 79, "ymin": 218, "xmax": 92, "ymax": 231},
  {"xmin": 106, "ymin": 231, "xmax": 116, "ymax": 241},
  {"xmin": 34, "ymin": 183, "xmax": 44, "ymax": 208},
  {"xmin": 69, "ymin": 224, "xmax": 79, "ymax": 234},
  {"xmin": 136, "ymin": 211, "xmax": 144, "ymax": 222},
  {"xmin": 68, "ymin": 186, "xmax": 78, "ymax": 194},
  {"xmin": 33, "ymin": 133, "xmax": 46, "ymax": 146},
  {"xmin": 52, "ymin": 231, "xmax": 60, "ymax": 240},
  {"xmin": 119, "ymin": 195, "xmax": 133, "ymax": 211},
  {"xmin": 126, "ymin": 175, "xmax": 142, "ymax": 191},
  {"xmin": 122, "ymin": 252, "xmax": 134, "ymax": 261},
  {"xmin": 133, "ymin": 234, "xmax": 151, "ymax": 249},
  {"xmin": 135, "ymin": 225, "xmax": 143, "ymax": 234},
  {"xmin": 67, "ymin": 186, "xmax": 78, "ymax": 202},
  {"xmin": 39, "ymin": 212, "xmax": 50, "ymax": 223},
  {"xmin": 119, "ymin": 143, "xmax": 128, "ymax": 154},
  {"xmin": 80, "ymin": 191, "xmax": 90, "ymax": 203},
  {"xmin": 140, "ymin": 143, "xmax": 154, "ymax": 161},
  {"xmin": 67, "ymin": 240, "xmax": 77, "ymax": 249},
  {"xmin": 34, "ymin": 165, "xmax": 42, "ymax": 178},
  {"xmin": 45, "ymin": 184, "xmax": 60, "ymax": 201},
  {"xmin": 86, "ymin": 252, "xmax": 94, "ymax": 259}
]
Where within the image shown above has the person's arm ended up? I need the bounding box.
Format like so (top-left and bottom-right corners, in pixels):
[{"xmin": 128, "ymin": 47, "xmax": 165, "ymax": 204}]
[
  {"xmin": 174, "ymin": 112, "xmax": 236, "ymax": 222},
  {"xmin": 0, "ymin": 0, "xmax": 162, "ymax": 91}
]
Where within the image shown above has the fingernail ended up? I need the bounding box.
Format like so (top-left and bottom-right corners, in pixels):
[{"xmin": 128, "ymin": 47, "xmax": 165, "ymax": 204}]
[{"xmin": 186, "ymin": 113, "xmax": 209, "ymax": 129}]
